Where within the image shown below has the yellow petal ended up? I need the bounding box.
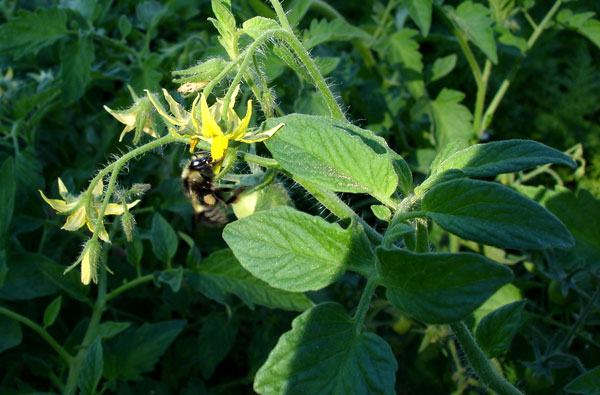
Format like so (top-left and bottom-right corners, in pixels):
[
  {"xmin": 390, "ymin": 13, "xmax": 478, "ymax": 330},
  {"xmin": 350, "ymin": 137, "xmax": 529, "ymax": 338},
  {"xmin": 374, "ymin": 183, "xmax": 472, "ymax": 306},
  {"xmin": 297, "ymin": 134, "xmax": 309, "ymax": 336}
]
[
  {"xmin": 104, "ymin": 105, "xmax": 136, "ymax": 127},
  {"xmin": 189, "ymin": 137, "xmax": 200, "ymax": 153},
  {"xmin": 61, "ymin": 206, "xmax": 87, "ymax": 231},
  {"xmin": 58, "ymin": 178, "xmax": 69, "ymax": 199},
  {"xmin": 162, "ymin": 88, "xmax": 187, "ymax": 122},
  {"xmin": 240, "ymin": 122, "xmax": 285, "ymax": 143},
  {"xmin": 201, "ymin": 93, "xmax": 223, "ymax": 139},
  {"xmin": 39, "ymin": 190, "xmax": 78, "ymax": 212},
  {"xmin": 190, "ymin": 94, "xmax": 201, "ymax": 132},
  {"xmin": 91, "ymin": 180, "xmax": 104, "ymax": 197},
  {"xmin": 81, "ymin": 248, "xmax": 91, "ymax": 285},
  {"xmin": 103, "ymin": 199, "xmax": 140, "ymax": 216},
  {"xmin": 118, "ymin": 124, "xmax": 135, "ymax": 142},
  {"xmin": 229, "ymin": 85, "xmax": 240, "ymax": 108},
  {"xmin": 211, "ymin": 134, "xmax": 229, "ymax": 162},
  {"xmin": 86, "ymin": 219, "xmax": 110, "ymax": 242},
  {"xmin": 145, "ymin": 89, "xmax": 180, "ymax": 126},
  {"xmin": 231, "ymin": 99, "xmax": 252, "ymax": 140}
]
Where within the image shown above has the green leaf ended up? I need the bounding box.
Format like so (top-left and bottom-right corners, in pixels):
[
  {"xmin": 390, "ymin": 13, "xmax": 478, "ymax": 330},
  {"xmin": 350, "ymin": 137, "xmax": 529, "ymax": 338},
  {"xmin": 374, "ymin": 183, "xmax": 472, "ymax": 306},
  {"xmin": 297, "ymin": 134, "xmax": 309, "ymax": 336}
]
[
  {"xmin": 254, "ymin": 302, "xmax": 397, "ymax": 394},
  {"xmin": 16, "ymin": 147, "xmax": 45, "ymax": 193},
  {"xmin": 0, "ymin": 250, "xmax": 7, "ymax": 289},
  {"xmin": 445, "ymin": 1, "xmax": 498, "ymax": 64},
  {"xmin": 564, "ymin": 365, "xmax": 600, "ymax": 394},
  {"xmin": 371, "ymin": 205, "xmax": 392, "ymax": 222},
  {"xmin": 39, "ymin": 261, "xmax": 90, "ymax": 302},
  {"xmin": 0, "ymin": 253, "xmax": 58, "ymax": 300},
  {"xmin": 422, "ymin": 179, "xmax": 574, "ymax": 249},
  {"xmin": 430, "ymin": 54, "xmax": 457, "ymax": 82},
  {"xmin": 151, "ymin": 213, "xmax": 178, "ymax": 263},
  {"xmin": 0, "ymin": 8, "xmax": 69, "ymax": 59},
  {"xmin": 157, "ymin": 267, "xmax": 184, "ymax": 292},
  {"xmin": 377, "ymin": 29, "xmax": 424, "ymax": 97},
  {"xmin": 103, "ymin": 320, "xmax": 186, "ymax": 381},
  {"xmin": 264, "ymin": 114, "xmax": 398, "ymax": 203},
  {"xmin": 242, "ymin": 16, "xmax": 279, "ymax": 40},
  {"xmin": 402, "ymin": 0, "xmax": 432, "ymax": 36},
  {"xmin": 578, "ymin": 18, "xmax": 600, "ymax": 49},
  {"xmin": 475, "ymin": 300, "xmax": 525, "ymax": 358},
  {"xmin": 59, "ymin": 0, "xmax": 97, "ymax": 21},
  {"xmin": 496, "ymin": 26, "xmax": 528, "ymax": 54},
  {"xmin": 429, "ymin": 89, "xmax": 474, "ymax": 148},
  {"xmin": 432, "ymin": 139, "xmax": 576, "ymax": 178},
  {"xmin": 60, "ymin": 36, "xmax": 95, "ymax": 104},
  {"xmin": 376, "ymin": 248, "xmax": 512, "ymax": 324},
  {"xmin": 187, "ymin": 249, "xmax": 312, "ymax": 311},
  {"xmin": 92, "ymin": 321, "xmax": 131, "ymax": 340},
  {"xmin": 136, "ymin": 1, "xmax": 166, "ymax": 30},
  {"xmin": 118, "ymin": 15, "xmax": 132, "ymax": 39},
  {"xmin": 304, "ymin": 19, "xmax": 372, "ymax": 50},
  {"xmin": 125, "ymin": 238, "xmax": 143, "ymax": 267},
  {"xmin": 0, "ymin": 316, "xmax": 22, "ymax": 353},
  {"xmin": 223, "ymin": 207, "xmax": 375, "ymax": 292},
  {"xmin": 43, "ymin": 295, "xmax": 62, "ymax": 328},
  {"xmin": 78, "ymin": 337, "xmax": 103, "ymax": 395},
  {"xmin": 0, "ymin": 158, "xmax": 15, "ymax": 244},
  {"xmin": 196, "ymin": 312, "xmax": 239, "ymax": 380},
  {"xmin": 472, "ymin": 283, "xmax": 522, "ymax": 326}
]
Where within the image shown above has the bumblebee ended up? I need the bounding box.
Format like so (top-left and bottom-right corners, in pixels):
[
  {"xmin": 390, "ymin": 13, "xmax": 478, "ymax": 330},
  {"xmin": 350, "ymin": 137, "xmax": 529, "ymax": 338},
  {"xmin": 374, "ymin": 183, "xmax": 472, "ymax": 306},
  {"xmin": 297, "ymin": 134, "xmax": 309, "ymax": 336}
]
[{"xmin": 181, "ymin": 154, "xmax": 244, "ymax": 226}]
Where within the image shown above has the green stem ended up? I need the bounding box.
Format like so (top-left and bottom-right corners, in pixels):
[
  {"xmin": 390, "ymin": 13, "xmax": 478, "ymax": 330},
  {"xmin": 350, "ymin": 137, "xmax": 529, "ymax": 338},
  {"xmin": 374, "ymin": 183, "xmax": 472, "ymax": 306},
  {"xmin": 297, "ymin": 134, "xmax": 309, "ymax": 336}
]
[
  {"xmin": 268, "ymin": 0, "xmax": 293, "ymax": 32},
  {"xmin": 415, "ymin": 219, "xmax": 429, "ymax": 253},
  {"xmin": 454, "ymin": 29, "xmax": 483, "ymax": 88},
  {"xmin": 274, "ymin": 29, "xmax": 347, "ymax": 121},
  {"xmin": 557, "ymin": 286, "xmax": 600, "ymax": 353},
  {"xmin": 105, "ymin": 274, "xmax": 154, "ymax": 302},
  {"xmin": 64, "ymin": 268, "xmax": 107, "ymax": 394},
  {"xmin": 0, "ymin": 306, "xmax": 73, "ymax": 364},
  {"xmin": 295, "ymin": 177, "xmax": 383, "ymax": 243},
  {"xmin": 241, "ymin": 152, "xmax": 281, "ymax": 169},
  {"xmin": 450, "ymin": 321, "xmax": 523, "ymax": 395},
  {"xmin": 353, "ymin": 277, "xmax": 377, "ymax": 334},
  {"xmin": 479, "ymin": 0, "xmax": 562, "ymax": 134},
  {"xmin": 473, "ymin": 60, "xmax": 492, "ymax": 137}
]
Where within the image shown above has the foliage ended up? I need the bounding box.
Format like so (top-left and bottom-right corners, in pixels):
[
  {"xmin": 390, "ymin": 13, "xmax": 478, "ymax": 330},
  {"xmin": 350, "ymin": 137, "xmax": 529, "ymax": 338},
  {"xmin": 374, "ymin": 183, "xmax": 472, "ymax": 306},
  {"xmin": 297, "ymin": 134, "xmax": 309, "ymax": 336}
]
[{"xmin": 0, "ymin": 0, "xmax": 599, "ymax": 394}]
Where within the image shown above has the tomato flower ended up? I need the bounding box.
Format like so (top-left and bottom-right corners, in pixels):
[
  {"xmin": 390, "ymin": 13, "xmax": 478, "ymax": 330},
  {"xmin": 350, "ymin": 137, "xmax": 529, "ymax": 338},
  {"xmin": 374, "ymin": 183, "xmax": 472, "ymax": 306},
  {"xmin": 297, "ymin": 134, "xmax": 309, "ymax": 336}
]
[{"xmin": 39, "ymin": 178, "xmax": 140, "ymax": 243}]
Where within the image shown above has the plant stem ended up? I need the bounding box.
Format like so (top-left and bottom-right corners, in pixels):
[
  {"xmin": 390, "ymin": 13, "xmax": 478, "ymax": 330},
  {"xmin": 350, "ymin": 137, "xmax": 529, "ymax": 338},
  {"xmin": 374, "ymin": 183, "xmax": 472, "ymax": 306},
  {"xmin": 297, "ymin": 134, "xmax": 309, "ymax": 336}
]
[
  {"xmin": 454, "ymin": 29, "xmax": 483, "ymax": 88},
  {"xmin": 105, "ymin": 273, "xmax": 154, "ymax": 302},
  {"xmin": 268, "ymin": 0, "xmax": 293, "ymax": 32},
  {"xmin": 0, "ymin": 306, "xmax": 73, "ymax": 364},
  {"xmin": 353, "ymin": 277, "xmax": 377, "ymax": 334},
  {"xmin": 451, "ymin": 321, "xmax": 523, "ymax": 395},
  {"xmin": 479, "ymin": 0, "xmax": 562, "ymax": 134},
  {"xmin": 473, "ymin": 60, "xmax": 492, "ymax": 137},
  {"xmin": 557, "ymin": 286, "xmax": 600, "ymax": 353},
  {"xmin": 241, "ymin": 152, "xmax": 281, "ymax": 169},
  {"xmin": 415, "ymin": 219, "xmax": 429, "ymax": 253},
  {"xmin": 295, "ymin": 177, "xmax": 383, "ymax": 244},
  {"xmin": 64, "ymin": 268, "xmax": 108, "ymax": 394}
]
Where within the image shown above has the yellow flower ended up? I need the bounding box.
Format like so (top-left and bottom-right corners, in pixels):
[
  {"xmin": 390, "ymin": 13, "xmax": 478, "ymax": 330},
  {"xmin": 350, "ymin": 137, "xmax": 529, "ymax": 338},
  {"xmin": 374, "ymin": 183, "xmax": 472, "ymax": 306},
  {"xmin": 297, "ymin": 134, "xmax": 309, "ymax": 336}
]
[
  {"xmin": 199, "ymin": 86, "xmax": 284, "ymax": 162},
  {"xmin": 79, "ymin": 238, "xmax": 100, "ymax": 285},
  {"xmin": 39, "ymin": 178, "xmax": 140, "ymax": 242},
  {"xmin": 104, "ymin": 86, "xmax": 158, "ymax": 143}
]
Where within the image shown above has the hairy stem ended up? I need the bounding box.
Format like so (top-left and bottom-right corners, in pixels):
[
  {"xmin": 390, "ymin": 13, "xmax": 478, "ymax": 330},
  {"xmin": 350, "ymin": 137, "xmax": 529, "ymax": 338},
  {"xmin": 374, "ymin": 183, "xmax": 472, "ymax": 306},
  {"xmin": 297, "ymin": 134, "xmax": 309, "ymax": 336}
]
[
  {"xmin": 450, "ymin": 321, "xmax": 523, "ymax": 395},
  {"xmin": 479, "ymin": 0, "xmax": 563, "ymax": 134},
  {"xmin": 0, "ymin": 306, "xmax": 72, "ymax": 364},
  {"xmin": 353, "ymin": 277, "xmax": 377, "ymax": 334}
]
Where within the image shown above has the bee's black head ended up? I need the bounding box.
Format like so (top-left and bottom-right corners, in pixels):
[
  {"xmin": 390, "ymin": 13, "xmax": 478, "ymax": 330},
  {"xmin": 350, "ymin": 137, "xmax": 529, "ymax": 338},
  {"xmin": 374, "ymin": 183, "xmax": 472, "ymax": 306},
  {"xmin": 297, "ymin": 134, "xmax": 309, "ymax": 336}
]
[{"xmin": 189, "ymin": 155, "xmax": 212, "ymax": 172}]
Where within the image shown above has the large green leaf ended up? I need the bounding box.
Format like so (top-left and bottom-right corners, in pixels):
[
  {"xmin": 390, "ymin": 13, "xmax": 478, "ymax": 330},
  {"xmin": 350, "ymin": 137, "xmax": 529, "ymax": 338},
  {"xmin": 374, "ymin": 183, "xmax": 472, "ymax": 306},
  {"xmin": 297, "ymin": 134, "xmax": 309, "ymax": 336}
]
[
  {"xmin": 254, "ymin": 302, "xmax": 397, "ymax": 394},
  {"xmin": 430, "ymin": 54, "xmax": 457, "ymax": 82},
  {"xmin": 445, "ymin": 1, "xmax": 498, "ymax": 63},
  {"xmin": 0, "ymin": 158, "xmax": 15, "ymax": 245},
  {"xmin": 402, "ymin": 0, "xmax": 432, "ymax": 36},
  {"xmin": 564, "ymin": 366, "xmax": 600, "ymax": 394},
  {"xmin": 196, "ymin": 312, "xmax": 239, "ymax": 380},
  {"xmin": 422, "ymin": 179, "xmax": 574, "ymax": 249},
  {"xmin": 304, "ymin": 19, "xmax": 372, "ymax": 49},
  {"xmin": 223, "ymin": 207, "xmax": 375, "ymax": 292},
  {"xmin": 151, "ymin": 213, "xmax": 178, "ymax": 263},
  {"xmin": 0, "ymin": 316, "xmax": 22, "ymax": 353},
  {"xmin": 377, "ymin": 29, "xmax": 424, "ymax": 97},
  {"xmin": 187, "ymin": 249, "xmax": 312, "ymax": 311},
  {"xmin": 0, "ymin": 253, "xmax": 58, "ymax": 300},
  {"xmin": 376, "ymin": 248, "xmax": 512, "ymax": 324},
  {"xmin": 475, "ymin": 300, "xmax": 525, "ymax": 358},
  {"xmin": 78, "ymin": 337, "xmax": 103, "ymax": 395},
  {"xmin": 429, "ymin": 89, "xmax": 474, "ymax": 148},
  {"xmin": 60, "ymin": 36, "xmax": 95, "ymax": 104},
  {"xmin": 0, "ymin": 8, "xmax": 69, "ymax": 59},
  {"xmin": 431, "ymin": 139, "xmax": 575, "ymax": 177},
  {"xmin": 103, "ymin": 320, "xmax": 186, "ymax": 381},
  {"xmin": 264, "ymin": 114, "xmax": 398, "ymax": 203}
]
